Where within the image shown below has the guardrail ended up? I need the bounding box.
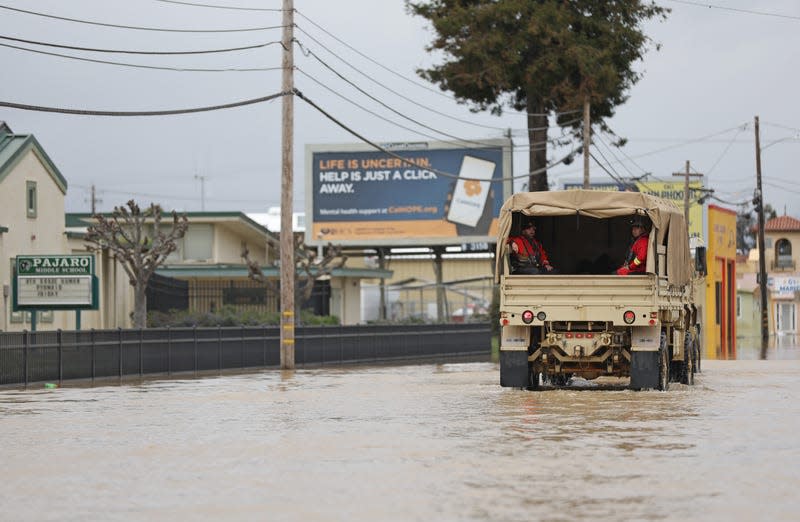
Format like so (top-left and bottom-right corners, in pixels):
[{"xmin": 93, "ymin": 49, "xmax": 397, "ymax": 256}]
[{"xmin": 0, "ymin": 323, "xmax": 491, "ymax": 386}]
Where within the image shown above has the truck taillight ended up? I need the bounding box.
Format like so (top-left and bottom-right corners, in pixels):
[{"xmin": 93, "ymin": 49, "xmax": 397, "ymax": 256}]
[
  {"xmin": 522, "ymin": 310, "xmax": 534, "ymax": 324},
  {"xmin": 623, "ymin": 310, "xmax": 636, "ymax": 324}
]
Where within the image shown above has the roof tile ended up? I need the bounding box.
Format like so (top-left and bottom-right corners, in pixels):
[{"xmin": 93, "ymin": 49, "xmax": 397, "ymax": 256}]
[{"xmin": 765, "ymin": 215, "xmax": 800, "ymax": 232}]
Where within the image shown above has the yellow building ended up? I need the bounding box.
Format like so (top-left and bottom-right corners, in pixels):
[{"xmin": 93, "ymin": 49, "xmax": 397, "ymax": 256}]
[{"xmin": 703, "ymin": 205, "xmax": 737, "ymax": 358}]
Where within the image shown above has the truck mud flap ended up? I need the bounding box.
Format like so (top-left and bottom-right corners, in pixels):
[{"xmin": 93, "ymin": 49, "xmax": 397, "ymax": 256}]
[
  {"xmin": 630, "ymin": 350, "xmax": 659, "ymax": 390},
  {"xmin": 500, "ymin": 350, "xmax": 529, "ymax": 388}
]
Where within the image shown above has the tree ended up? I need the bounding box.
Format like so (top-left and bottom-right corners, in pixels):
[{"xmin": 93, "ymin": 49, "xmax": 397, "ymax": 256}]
[
  {"xmin": 85, "ymin": 200, "xmax": 188, "ymax": 328},
  {"xmin": 242, "ymin": 236, "xmax": 347, "ymax": 315},
  {"xmin": 407, "ymin": 0, "xmax": 668, "ymax": 190}
]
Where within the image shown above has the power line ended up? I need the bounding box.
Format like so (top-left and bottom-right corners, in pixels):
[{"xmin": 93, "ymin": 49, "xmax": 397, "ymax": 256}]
[
  {"xmin": 0, "ymin": 34, "xmax": 285, "ymax": 55},
  {"xmin": 0, "ymin": 91, "xmax": 290, "ymax": 116},
  {"xmin": 294, "ymin": 10, "xmax": 579, "ymax": 120},
  {"xmin": 0, "ymin": 4, "xmax": 286, "ymax": 33},
  {"xmin": 294, "ymin": 32, "xmax": 517, "ymax": 133},
  {"xmin": 294, "ymin": 88, "xmax": 576, "ymax": 182},
  {"xmin": 296, "ymin": 68, "xmax": 487, "ymax": 147},
  {"xmin": 666, "ymin": 0, "xmax": 800, "ymax": 21},
  {"xmin": 154, "ymin": 0, "xmax": 284, "ymax": 11},
  {"xmin": 594, "ymin": 133, "xmax": 639, "ymax": 179},
  {"xmin": 295, "ymin": 63, "xmax": 504, "ymax": 148},
  {"xmin": 706, "ymin": 123, "xmax": 748, "ymax": 176},
  {"xmin": 0, "ymin": 42, "xmax": 285, "ymax": 72}
]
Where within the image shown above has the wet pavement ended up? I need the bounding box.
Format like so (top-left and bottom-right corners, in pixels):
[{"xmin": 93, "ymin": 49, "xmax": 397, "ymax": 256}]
[{"xmin": 1, "ymin": 339, "xmax": 799, "ymax": 521}]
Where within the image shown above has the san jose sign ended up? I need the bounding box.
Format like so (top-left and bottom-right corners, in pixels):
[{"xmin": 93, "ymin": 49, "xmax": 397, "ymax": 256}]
[{"xmin": 14, "ymin": 255, "xmax": 99, "ymax": 310}]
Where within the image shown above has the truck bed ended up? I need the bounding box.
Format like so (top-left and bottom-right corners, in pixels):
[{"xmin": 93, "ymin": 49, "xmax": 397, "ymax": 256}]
[{"xmin": 500, "ymin": 274, "xmax": 687, "ymax": 324}]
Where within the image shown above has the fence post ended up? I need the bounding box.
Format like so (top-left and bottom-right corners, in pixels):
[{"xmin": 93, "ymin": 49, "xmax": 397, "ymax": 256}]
[
  {"xmin": 23, "ymin": 329, "xmax": 28, "ymax": 387},
  {"xmin": 240, "ymin": 325, "xmax": 245, "ymax": 369},
  {"xmin": 218, "ymin": 327, "xmax": 222, "ymax": 374},
  {"xmin": 193, "ymin": 326, "xmax": 198, "ymax": 376},
  {"xmin": 57, "ymin": 328, "xmax": 63, "ymax": 385},
  {"xmin": 262, "ymin": 325, "xmax": 267, "ymax": 367},
  {"xmin": 167, "ymin": 326, "xmax": 171, "ymax": 376},
  {"xmin": 139, "ymin": 328, "xmax": 143, "ymax": 377},
  {"xmin": 90, "ymin": 328, "xmax": 95, "ymax": 384},
  {"xmin": 118, "ymin": 327, "xmax": 123, "ymax": 379}
]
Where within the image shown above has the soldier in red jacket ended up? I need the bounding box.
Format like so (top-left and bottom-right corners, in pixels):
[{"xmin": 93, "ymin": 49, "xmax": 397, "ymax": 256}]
[
  {"xmin": 507, "ymin": 218, "xmax": 556, "ymax": 274},
  {"xmin": 617, "ymin": 215, "xmax": 650, "ymax": 275}
]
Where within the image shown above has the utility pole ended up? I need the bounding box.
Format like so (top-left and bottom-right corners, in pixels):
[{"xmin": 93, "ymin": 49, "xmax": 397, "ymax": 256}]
[
  {"xmin": 194, "ymin": 174, "xmax": 206, "ymax": 211},
  {"xmin": 582, "ymin": 97, "xmax": 590, "ymax": 189},
  {"xmin": 672, "ymin": 161, "xmax": 704, "ymax": 226},
  {"xmin": 279, "ymin": 0, "xmax": 295, "ymax": 370},
  {"xmin": 754, "ymin": 115, "xmax": 769, "ymax": 359},
  {"xmin": 89, "ymin": 184, "xmax": 101, "ymax": 214}
]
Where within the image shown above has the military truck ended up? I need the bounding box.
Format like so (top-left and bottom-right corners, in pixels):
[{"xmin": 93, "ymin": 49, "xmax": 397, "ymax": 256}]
[{"xmin": 495, "ymin": 190, "xmax": 703, "ymax": 390}]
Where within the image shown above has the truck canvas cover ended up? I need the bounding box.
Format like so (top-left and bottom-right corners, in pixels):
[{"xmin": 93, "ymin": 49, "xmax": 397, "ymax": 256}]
[{"xmin": 494, "ymin": 190, "xmax": 692, "ymax": 286}]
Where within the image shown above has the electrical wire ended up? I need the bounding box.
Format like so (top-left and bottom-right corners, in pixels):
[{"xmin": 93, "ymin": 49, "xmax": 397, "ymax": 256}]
[
  {"xmin": 0, "ymin": 34, "xmax": 285, "ymax": 55},
  {"xmin": 706, "ymin": 123, "xmax": 748, "ymax": 176},
  {"xmin": 295, "ymin": 63, "xmax": 506, "ymax": 148},
  {"xmin": 589, "ymin": 147, "xmax": 637, "ymax": 190},
  {"xmin": 594, "ymin": 133, "xmax": 639, "ymax": 179},
  {"xmin": 294, "ymin": 10, "xmax": 580, "ymax": 120},
  {"xmin": 666, "ymin": 0, "xmax": 800, "ymax": 21},
  {"xmin": 295, "ymin": 33, "xmax": 523, "ymax": 133},
  {"xmin": 294, "ymin": 88, "xmax": 576, "ymax": 182},
  {"xmin": 0, "ymin": 4, "xmax": 285, "ymax": 33},
  {"xmin": 154, "ymin": 0, "xmax": 284, "ymax": 11},
  {"xmin": 0, "ymin": 91, "xmax": 289, "ymax": 116},
  {"xmin": 296, "ymin": 68, "xmax": 480, "ymax": 146},
  {"xmin": 0, "ymin": 42, "xmax": 285, "ymax": 72}
]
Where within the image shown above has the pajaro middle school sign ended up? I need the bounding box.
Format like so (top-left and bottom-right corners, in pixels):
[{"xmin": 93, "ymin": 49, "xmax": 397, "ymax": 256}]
[{"xmin": 14, "ymin": 255, "xmax": 99, "ymax": 310}]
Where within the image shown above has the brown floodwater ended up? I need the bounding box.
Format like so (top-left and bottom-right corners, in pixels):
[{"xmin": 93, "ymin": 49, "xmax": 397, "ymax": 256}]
[{"xmin": 2, "ymin": 340, "xmax": 799, "ymax": 521}]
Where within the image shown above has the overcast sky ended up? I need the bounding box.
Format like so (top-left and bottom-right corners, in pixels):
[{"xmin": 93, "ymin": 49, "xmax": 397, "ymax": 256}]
[{"xmin": 1, "ymin": 0, "xmax": 799, "ymax": 221}]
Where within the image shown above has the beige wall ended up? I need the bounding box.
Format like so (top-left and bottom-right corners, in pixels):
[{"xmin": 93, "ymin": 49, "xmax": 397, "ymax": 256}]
[
  {"xmin": 331, "ymin": 277, "xmax": 362, "ymax": 325},
  {"xmin": 0, "ymin": 149, "xmax": 69, "ymax": 331}
]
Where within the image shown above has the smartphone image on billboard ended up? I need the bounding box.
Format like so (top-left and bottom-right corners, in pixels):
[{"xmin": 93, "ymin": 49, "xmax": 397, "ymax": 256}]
[{"xmin": 446, "ymin": 155, "xmax": 496, "ymax": 229}]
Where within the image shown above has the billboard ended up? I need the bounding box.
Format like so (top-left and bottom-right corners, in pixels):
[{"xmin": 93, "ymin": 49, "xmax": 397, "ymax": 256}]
[{"xmin": 306, "ymin": 139, "xmax": 512, "ymax": 246}]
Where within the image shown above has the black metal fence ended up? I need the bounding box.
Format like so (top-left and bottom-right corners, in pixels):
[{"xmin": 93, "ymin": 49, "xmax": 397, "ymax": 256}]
[{"xmin": 0, "ymin": 323, "xmax": 491, "ymax": 386}]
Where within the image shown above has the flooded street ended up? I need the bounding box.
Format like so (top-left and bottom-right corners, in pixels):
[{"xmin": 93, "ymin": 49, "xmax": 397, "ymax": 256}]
[{"xmin": 2, "ymin": 343, "xmax": 800, "ymax": 521}]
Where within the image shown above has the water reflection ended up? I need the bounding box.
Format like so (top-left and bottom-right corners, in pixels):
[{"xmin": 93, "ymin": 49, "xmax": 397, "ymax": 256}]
[{"xmin": 730, "ymin": 333, "xmax": 800, "ymax": 359}]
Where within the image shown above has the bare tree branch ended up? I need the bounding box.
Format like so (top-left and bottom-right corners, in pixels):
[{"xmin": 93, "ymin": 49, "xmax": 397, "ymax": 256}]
[{"xmin": 85, "ymin": 200, "xmax": 188, "ymax": 328}]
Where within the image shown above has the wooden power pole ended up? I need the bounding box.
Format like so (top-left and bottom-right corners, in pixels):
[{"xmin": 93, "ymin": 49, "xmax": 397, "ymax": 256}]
[
  {"xmin": 754, "ymin": 115, "xmax": 769, "ymax": 359},
  {"xmin": 672, "ymin": 161, "xmax": 704, "ymax": 226},
  {"xmin": 280, "ymin": 0, "xmax": 295, "ymax": 369},
  {"xmin": 582, "ymin": 97, "xmax": 590, "ymax": 189}
]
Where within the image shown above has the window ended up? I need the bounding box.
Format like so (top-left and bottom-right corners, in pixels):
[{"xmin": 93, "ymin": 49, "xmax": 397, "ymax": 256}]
[
  {"xmin": 182, "ymin": 224, "xmax": 213, "ymax": 261},
  {"xmin": 775, "ymin": 239, "xmax": 793, "ymax": 268},
  {"xmin": 26, "ymin": 181, "xmax": 37, "ymax": 218},
  {"xmin": 736, "ymin": 295, "xmax": 741, "ymax": 319}
]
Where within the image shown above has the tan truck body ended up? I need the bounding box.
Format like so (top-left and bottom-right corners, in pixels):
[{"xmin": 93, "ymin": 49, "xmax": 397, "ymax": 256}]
[{"xmin": 495, "ymin": 190, "xmax": 702, "ymax": 390}]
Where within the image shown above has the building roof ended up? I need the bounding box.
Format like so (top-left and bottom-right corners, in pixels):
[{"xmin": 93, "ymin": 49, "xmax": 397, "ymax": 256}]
[
  {"xmin": 0, "ymin": 130, "xmax": 68, "ymax": 193},
  {"xmin": 765, "ymin": 215, "xmax": 800, "ymax": 232},
  {"xmin": 66, "ymin": 211, "xmax": 279, "ymax": 246}
]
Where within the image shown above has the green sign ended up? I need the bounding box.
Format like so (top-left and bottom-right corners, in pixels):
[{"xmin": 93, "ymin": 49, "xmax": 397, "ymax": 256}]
[
  {"xmin": 16, "ymin": 255, "xmax": 93, "ymax": 276},
  {"xmin": 14, "ymin": 255, "xmax": 98, "ymax": 310}
]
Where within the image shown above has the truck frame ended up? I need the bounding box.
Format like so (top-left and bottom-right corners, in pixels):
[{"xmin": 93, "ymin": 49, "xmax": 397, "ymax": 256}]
[{"xmin": 495, "ymin": 190, "xmax": 703, "ymax": 390}]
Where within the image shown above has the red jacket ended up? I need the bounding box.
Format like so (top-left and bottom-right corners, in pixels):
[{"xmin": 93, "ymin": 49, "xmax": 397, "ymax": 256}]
[
  {"xmin": 617, "ymin": 233, "xmax": 648, "ymax": 275},
  {"xmin": 508, "ymin": 235, "xmax": 550, "ymax": 270}
]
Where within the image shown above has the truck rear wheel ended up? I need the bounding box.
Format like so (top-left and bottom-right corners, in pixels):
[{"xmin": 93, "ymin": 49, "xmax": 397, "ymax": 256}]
[
  {"xmin": 680, "ymin": 331, "xmax": 694, "ymax": 385},
  {"xmin": 657, "ymin": 334, "xmax": 670, "ymax": 391},
  {"xmin": 527, "ymin": 364, "xmax": 541, "ymax": 391}
]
